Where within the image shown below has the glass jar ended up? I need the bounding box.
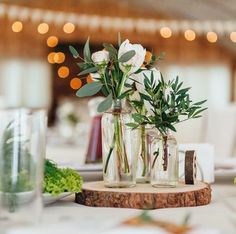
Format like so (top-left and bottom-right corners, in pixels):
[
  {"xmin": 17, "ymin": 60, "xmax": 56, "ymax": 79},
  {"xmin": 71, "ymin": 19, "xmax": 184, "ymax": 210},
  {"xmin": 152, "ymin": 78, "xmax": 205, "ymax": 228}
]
[
  {"xmin": 135, "ymin": 125, "xmax": 152, "ymax": 183},
  {"xmin": 150, "ymin": 130, "xmax": 179, "ymax": 188},
  {"xmin": 102, "ymin": 100, "xmax": 136, "ymax": 188},
  {"xmin": 0, "ymin": 108, "xmax": 46, "ymax": 229}
]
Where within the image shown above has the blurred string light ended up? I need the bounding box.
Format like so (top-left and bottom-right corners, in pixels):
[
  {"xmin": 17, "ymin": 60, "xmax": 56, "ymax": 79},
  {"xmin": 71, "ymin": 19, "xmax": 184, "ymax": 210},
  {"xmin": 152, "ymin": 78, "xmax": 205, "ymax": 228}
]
[
  {"xmin": 58, "ymin": 66, "xmax": 69, "ymax": 78},
  {"xmin": 207, "ymin": 31, "xmax": 218, "ymax": 43},
  {"xmin": 63, "ymin": 22, "xmax": 75, "ymax": 34},
  {"xmin": 47, "ymin": 52, "xmax": 65, "ymax": 64},
  {"xmin": 37, "ymin": 22, "xmax": 49, "ymax": 34},
  {"xmin": 184, "ymin": 29, "xmax": 196, "ymax": 41},
  {"xmin": 160, "ymin": 27, "xmax": 172, "ymax": 38},
  {"xmin": 47, "ymin": 36, "xmax": 58, "ymax": 47},
  {"xmin": 230, "ymin": 32, "xmax": 236, "ymax": 43},
  {"xmin": 47, "ymin": 52, "xmax": 56, "ymax": 64},
  {"xmin": 70, "ymin": 78, "xmax": 82, "ymax": 90},
  {"xmin": 1, "ymin": 3, "xmax": 236, "ymax": 43},
  {"xmin": 11, "ymin": 21, "xmax": 23, "ymax": 32},
  {"xmin": 54, "ymin": 52, "xmax": 65, "ymax": 63}
]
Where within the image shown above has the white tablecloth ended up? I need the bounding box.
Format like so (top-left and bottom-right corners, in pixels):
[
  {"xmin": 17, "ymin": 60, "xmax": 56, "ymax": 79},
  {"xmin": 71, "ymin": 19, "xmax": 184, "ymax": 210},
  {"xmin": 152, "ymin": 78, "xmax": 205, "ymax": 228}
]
[{"xmin": 6, "ymin": 182, "xmax": 236, "ymax": 234}]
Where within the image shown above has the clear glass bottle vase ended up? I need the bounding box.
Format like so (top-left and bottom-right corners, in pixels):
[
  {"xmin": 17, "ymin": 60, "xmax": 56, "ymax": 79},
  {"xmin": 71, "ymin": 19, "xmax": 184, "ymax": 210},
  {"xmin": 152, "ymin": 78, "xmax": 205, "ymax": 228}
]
[
  {"xmin": 135, "ymin": 125, "xmax": 152, "ymax": 183},
  {"xmin": 150, "ymin": 130, "xmax": 179, "ymax": 188},
  {"xmin": 102, "ymin": 100, "xmax": 136, "ymax": 188}
]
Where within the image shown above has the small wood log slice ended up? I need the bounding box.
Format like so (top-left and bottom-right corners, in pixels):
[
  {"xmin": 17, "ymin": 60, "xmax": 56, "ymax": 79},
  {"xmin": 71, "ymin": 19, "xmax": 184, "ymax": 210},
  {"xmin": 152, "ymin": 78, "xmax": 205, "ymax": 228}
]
[
  {"xmin": 185, "ymin": 150, "xmax": 197, "ymax": 185},
  {"xmin": 75, "ymin": 181, "xmax": 211, "ymax": 209}
]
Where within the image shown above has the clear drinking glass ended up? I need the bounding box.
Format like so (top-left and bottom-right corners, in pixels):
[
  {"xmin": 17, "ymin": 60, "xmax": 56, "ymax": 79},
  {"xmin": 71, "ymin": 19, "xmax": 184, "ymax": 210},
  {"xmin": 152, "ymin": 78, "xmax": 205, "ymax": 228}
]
[
  {"xmin": 150, "ymin": 130, "xmax": 179, "ymax": 188},
  {"xmin": 102, "ymin": 100, "xmax": 136, "ymax": 188},
  {"xmin": 0, "ymin": 108, "xmax": 46, "ymax": 229}
]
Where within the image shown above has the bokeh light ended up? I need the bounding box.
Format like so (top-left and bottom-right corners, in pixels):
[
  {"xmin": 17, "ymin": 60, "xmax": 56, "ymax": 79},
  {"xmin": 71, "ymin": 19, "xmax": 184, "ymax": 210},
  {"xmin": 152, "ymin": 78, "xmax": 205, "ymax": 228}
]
[
  {"xmin": 47, "ymin": 36, "xmax": 58, "ymax": 47},
  {"xmin": 184, "ymin": 29, "xmax": 196, "ymax": 41},
  {"xmin": 70, "ymin": 78, "xmax": 82, "ymax": 90},
  {"xmin": 63, "ymin": 22, "xmax": 75, "ymax": 34},
  {"xmin": 47, "ymin": 52, "xmax": 56, "ymax": 64},
  {"xmin": 230, "ymin": 32, "xmax": 236, "ymax": 43},
  {"xmin": 37, "ymin": 23, "xmax": 49, "ymax": 34},
  {"xmin": 58, "ymin": 66, "xmax": 69, "ymax": 78},
  {"xmin": 206, "ymin": 31, "xmax": 218, "ymax": 43},
  {"xmin": 54, "ymin": 52, "xmax": 65, "ymax": 64},
  {"xmin": 12, "ymin": 21, "xmax": 23, "ymax": 33},
  {"xmin": 160, "ymin": 27, "xmax": 172, "ymax": 38}
]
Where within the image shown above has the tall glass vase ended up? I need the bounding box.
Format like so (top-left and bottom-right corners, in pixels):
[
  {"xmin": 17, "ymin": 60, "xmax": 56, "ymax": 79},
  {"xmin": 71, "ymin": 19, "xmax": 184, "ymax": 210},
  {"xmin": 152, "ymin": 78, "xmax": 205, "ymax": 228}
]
[
  {"xmin": 150, "ymin": 130, "xmax": 179, "ymax": 188},
  {"xmin": 102, "ymin": 100, "xmax": 136, "ymax": 188},
  {"xmin": 135, "ymin": 125, "xmax": 152, "ymax": 183},
  {"xmin": 0, "ymin": 108, "xmax": 46, "ymax": 230}
]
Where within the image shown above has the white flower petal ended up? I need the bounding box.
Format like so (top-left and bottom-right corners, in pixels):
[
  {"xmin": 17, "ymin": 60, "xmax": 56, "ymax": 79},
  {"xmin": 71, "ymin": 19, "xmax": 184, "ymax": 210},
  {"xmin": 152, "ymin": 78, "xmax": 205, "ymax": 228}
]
[
  {"xmin": 91, "ymin": 50, "xmax": 109, "ymax": 64},
  {"xmin": 118, "ymin": 39, "xmax": 146, "ymax": 74}
]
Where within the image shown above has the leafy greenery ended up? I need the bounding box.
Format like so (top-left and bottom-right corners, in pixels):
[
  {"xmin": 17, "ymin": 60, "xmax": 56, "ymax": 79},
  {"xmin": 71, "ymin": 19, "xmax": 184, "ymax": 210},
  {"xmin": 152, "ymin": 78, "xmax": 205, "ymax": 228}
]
[
  {"xmin": 76, "ymin": 82, "xmax": 103, "ymax": 97},
  {"xmin": 69, "ymin": 35, "xmax": 163, "ymax": 112},
  {"xmin": 130, "ymin": 72, "xmax": 207, "ymax": 134},
  {"xmin": 118, "ymin": 50, "xmax": 135, "ymax": 63},
  {"xmin": 43, "ymin": 159, "xmax": 82, "ymax": 196},
  {"xmin": 0, "ymin": 122, "xmax": 34, "ymax": 193},
  {"xmin": 0, "ymin": 122, "xmax": 82, "ymax": 197},
  {"xmin": 70, "ymin": 37, "xmax": 135, "ymax": 108},
  {"xmin": 97, "ymin": 93, "xmax": 113, "ymax": 112}
]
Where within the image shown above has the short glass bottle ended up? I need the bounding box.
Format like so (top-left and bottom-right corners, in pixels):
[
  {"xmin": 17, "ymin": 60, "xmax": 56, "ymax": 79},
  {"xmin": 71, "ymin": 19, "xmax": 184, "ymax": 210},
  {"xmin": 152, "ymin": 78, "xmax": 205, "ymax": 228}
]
[{"xmin": 150, "ymin": 130, "xmax": 179, "ymax": 188}]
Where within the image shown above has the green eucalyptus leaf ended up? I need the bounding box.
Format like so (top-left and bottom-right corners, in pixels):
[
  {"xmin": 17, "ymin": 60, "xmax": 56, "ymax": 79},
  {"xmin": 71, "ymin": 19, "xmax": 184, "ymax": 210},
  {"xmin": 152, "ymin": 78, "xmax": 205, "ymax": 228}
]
[
  {"xmin": 78, "ymin": 66, "xmax": 98, "ymax": 76},
  {"xmin": 77, "ymin": 62, "xmax": 88, "ymax": 70},
  {"xmin": 103, "ymin": 43, "xmax": 117, "ymax": 59},
  {"xmin": 76, "ymin": 82, "xmax": 103, "ymax": 97},
  {"xmin": 101, "ymin": 86, "xmax": 109, "ymax": 96},
  {"xmin": 69, "ymin": 46, "xmax": 79, "ymax": 58},
  {"xmin": 97, "ymin": 93, "xmax": 113, "ymax": 112},
  {"xmin": 126, "ymin": 123, "xmax": 139, "ymax": 129},
  {"xmin": 83, "ymin": 38, "xmax": 92, "ymax": 62},
  {"xmin": 119, "ymin": 50, "xmax": 135, "ymax": 63}
]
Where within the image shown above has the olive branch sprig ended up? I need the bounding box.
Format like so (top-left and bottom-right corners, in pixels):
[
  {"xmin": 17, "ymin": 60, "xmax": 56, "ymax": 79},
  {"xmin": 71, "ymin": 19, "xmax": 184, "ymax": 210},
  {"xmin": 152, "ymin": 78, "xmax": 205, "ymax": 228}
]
[{"xmin": 127, "ymin": 72, "xmax": 207, "ymax": 135}]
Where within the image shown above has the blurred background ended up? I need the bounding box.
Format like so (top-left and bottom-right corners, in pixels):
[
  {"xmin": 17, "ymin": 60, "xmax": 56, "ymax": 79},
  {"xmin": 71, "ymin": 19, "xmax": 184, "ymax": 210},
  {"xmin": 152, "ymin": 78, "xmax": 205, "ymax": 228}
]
[{"xmin": 0, "ymin": 0, "xmax": 236, "ymax": 163}]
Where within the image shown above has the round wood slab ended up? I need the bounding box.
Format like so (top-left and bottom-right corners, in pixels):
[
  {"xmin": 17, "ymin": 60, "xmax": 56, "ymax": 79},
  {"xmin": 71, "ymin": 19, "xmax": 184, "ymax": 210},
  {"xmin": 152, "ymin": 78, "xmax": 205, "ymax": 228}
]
[{"xmin": 75, "ymin": 181, "xmax": 211, "ymax": 209}]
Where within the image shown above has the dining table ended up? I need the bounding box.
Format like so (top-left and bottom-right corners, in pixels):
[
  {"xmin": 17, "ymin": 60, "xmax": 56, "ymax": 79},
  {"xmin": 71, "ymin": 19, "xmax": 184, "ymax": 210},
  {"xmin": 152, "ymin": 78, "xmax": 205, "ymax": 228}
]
[
  {"xmin": 5, "ymin": 180, "xmax": 236, "ymax": 234},
  {"xmin": 5, "ymin": 141, "xmax": 235, "ymax": 234}
]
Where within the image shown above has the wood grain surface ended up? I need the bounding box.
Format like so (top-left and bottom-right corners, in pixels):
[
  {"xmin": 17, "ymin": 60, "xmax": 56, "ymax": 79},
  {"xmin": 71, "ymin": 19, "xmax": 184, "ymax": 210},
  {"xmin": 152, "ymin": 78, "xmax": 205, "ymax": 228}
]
[{"xmin": 75, "ymin": 181, "xmax": 211, "ymax": 209}]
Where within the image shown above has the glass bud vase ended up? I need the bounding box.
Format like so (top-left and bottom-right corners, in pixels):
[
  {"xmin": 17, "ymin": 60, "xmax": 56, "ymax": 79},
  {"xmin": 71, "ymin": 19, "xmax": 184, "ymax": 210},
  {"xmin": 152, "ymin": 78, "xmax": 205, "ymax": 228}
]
[
  {"xmin": 102, "ymin": 100, "xmax": 136, "ymax": 188},
  {"xmin": 150, "ymin": 130, "xmax": 179, "ymax": 188},
  {"xmin": 135, "ymin": 125, "xmax": 152, "ymax": 183}
]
